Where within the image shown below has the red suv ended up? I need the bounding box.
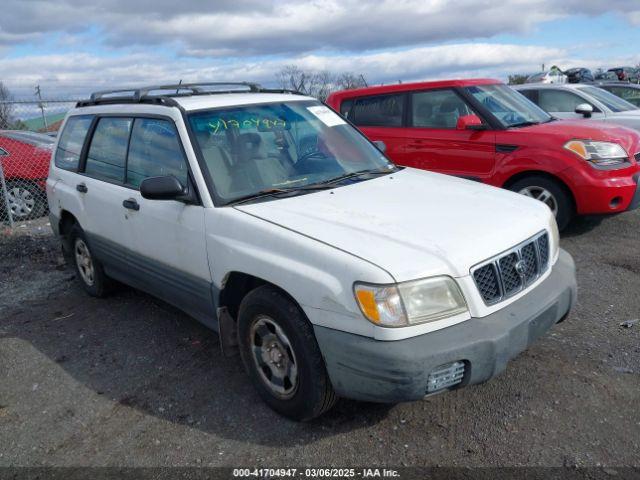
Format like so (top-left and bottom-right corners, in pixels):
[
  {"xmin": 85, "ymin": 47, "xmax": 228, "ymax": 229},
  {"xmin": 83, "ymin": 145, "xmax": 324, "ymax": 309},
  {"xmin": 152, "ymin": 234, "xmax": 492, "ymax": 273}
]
[
  {"xmin": 327, "ymin": 79, "xmax": 640, "ymax": 229},
  {"xmin": 0, "ymin": 130, "xmax": 53, "ymax": 220}
]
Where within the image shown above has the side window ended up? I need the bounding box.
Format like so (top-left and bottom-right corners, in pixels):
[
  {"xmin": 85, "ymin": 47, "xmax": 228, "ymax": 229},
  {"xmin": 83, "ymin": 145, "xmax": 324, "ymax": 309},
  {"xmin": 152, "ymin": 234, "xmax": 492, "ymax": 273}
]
[
  {"xmin": 518, "ymin": 89, "xmax": 538, "ymax": 103},
  {"xmin": 85, "ymin": 117, "xmax": 132, "ymax": 182},
  {"xmin": 126, "ymin": 118, "xmax": 188, "ymax": 188},
  {"xmin": 352, "ymin": 94, "xmax": 404, "ymax": 127},
  {"xmin": 339, "ymin": 99, "xmax": 354, "ymax": 120},
  {"xmin": 54, "ymin": 115, "xmax": 93, "ymax": 171},
  {"xmin": 538, "ymin": 90, "xmax": 591, "ymax": 113},
  {"xmin": 411, "ymin": 90, "xmax": 472, "ymax": 129}
]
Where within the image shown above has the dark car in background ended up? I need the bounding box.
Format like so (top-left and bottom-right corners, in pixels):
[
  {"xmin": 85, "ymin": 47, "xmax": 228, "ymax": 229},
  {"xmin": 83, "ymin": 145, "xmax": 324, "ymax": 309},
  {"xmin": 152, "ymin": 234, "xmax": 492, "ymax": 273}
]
[
  {"xmin": 565, "ymin": 67, "xmax": 594, "ymax": 83},
  {"xmin": 608, "ymin": 67, "xmax": 640, "ymax": 83},
  {"xmin": 0, "ymin": 130, "xmax": 54, "ymax": 220},
  {"xmin": 598, "ymin": 82, "xmax": 640, "ymax": 107}
]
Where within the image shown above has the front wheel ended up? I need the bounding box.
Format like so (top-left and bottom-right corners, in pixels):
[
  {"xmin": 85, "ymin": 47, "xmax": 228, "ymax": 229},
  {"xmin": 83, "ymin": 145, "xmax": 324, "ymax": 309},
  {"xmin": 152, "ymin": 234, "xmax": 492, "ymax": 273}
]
[
  {"xmin": 238, "ymin": 285, "xmax": 337, "ymax": 421},
  {"xmin": 508, "ymin": 176, "xmax": 574, "ymax": 230}
]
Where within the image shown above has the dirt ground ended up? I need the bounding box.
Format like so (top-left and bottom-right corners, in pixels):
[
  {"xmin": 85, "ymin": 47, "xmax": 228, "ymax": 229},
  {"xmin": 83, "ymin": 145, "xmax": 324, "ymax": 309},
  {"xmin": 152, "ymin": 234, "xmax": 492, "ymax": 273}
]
[{"xmin": 0, "ymin": 212, "xmax": 639, "ymax": 469}]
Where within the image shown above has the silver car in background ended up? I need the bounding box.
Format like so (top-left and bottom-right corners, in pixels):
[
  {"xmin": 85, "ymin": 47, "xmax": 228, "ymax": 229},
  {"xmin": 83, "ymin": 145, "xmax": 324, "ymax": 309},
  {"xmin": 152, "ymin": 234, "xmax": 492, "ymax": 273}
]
[{"xmin": 514, "ymin": 83, "xmax": 640, "ymax": 132}]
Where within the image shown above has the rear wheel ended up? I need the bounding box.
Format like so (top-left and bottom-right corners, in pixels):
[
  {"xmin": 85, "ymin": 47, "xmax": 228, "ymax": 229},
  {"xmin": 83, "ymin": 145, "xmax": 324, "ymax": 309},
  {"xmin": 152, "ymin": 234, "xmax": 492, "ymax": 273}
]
[
  {"xmin": 508, "ymin": 176, "xmax": 574, "ymax": 230},
  {"xmin": 238, "ymin": 285, "xmax": 337, "ymax": 421},
  {"xmin": 69, "ymin": 224, "xmax": 110, "ymax": 297}
]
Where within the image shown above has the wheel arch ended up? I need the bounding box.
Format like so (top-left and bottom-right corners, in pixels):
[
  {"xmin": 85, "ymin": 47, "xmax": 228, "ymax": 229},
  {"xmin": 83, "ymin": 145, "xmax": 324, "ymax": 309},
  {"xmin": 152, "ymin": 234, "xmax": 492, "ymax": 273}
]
[
  {"xmin": 58, "ymin": 209, "xmax": 79, "ymax": 255},
  {"xmin": 218, "ymin": 271, "xmax": 304, "ymax": 322}
]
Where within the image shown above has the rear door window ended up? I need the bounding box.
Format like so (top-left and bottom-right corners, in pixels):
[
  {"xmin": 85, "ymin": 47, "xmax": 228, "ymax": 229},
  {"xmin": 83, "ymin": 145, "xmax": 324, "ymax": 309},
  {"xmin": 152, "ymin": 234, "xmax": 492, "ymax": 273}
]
[
  {"xmin": 85, "ymin": 117, "xmax": 133, "ymax": 182},
  {"xmin": 55, "ymin": 115, "xmax": 93, "ymax": 171},
  {"xmin": 411, "ymin": 90, "xmax": 473, "ymax": 128},
  {"xmin": 352, "ymin": 94, "xmax": 405, "ymax": 127},
  {"xmin": 126, "ymin": 118, "xmax": 189, "ymax": 188}
]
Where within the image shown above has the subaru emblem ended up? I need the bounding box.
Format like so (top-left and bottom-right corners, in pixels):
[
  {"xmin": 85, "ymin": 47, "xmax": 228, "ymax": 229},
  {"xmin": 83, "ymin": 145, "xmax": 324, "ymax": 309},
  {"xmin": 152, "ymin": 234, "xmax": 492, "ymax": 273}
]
[{"xmin": 514, "ymin": 259, "xmax": 528, "ymax": 277}]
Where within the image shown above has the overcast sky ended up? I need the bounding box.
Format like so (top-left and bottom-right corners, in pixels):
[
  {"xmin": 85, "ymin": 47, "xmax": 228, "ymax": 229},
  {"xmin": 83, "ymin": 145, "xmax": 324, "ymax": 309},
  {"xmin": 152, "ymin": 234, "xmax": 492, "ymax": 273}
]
[{"xmin": 2, "ymin": 0, "xmax": 640, "ymax": 98}]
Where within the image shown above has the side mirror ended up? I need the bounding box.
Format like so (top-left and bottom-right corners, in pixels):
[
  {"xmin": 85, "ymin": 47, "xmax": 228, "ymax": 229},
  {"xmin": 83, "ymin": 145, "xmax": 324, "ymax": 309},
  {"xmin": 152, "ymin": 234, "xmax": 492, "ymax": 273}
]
[
  {"xmin": 372, "ymin": 140, "xmax": 387, "ymax": 153},
  {"xmin": 140, "ymin": 175, "xmax": 187, "ymax": 200},
  {"xmin": 575, "ymin": 103, "xmax": 593, "ymax": 118},
  {"xmin": 456, "ymin": 114, "xmax": 485, "ymax": 130}
]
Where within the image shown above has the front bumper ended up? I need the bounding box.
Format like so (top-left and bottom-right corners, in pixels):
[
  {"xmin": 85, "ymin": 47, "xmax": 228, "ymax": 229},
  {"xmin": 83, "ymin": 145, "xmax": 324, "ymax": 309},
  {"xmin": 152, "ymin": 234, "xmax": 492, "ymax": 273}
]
[
  {"xmin": 562, "ymin": 164, "xmax": 640, "ymax": 215},
  {"xmin": 626, "ymin": 173, "xmax": 640, "ymax": 211},
  {"xmin": 314, "ymin": 249, "xmax": 577, "ymax": 403}
]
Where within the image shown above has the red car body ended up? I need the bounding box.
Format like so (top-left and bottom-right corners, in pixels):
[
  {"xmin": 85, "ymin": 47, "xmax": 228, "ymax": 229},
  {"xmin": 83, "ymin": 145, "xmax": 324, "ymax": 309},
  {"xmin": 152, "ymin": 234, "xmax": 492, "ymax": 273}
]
[
  {"xmin": 0, "ymin": 131, "xmax": 53, "ymax": 189},
  {"xmin": 327, "ymin": 79, "xmax": 640, "ymax": 224},
  {"xmin": 0, "ymin": 130, "xmax": 54, "ymax": 219}
]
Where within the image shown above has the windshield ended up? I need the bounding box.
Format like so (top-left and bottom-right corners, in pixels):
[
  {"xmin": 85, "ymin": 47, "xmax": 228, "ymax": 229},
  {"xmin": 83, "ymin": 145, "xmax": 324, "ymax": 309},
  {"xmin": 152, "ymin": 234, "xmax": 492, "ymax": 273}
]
[
  {"xmin": 578, "ymin": 86, "xmax": 637, "ymax": 112},
  {"xmin": 464, "ymin": 84, "xmax": 552, "ymax": 127},
  {"xmin": 527, "ymin": 72, "xmax": 545, "ymax": 82},
  {"xmin": 188, "ymin": 100, "xmax": 394, "ymax": 204}
]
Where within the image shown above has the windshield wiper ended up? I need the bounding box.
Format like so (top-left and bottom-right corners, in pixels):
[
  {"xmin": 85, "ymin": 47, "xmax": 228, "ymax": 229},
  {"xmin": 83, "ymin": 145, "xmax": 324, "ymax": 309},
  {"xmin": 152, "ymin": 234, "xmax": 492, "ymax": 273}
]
[
  {"xmin": 508, "ymin": 120, "xmax": 540, "ymax": 128},
  {"xmin": 229, "ymin": 168, "xmax": 395, "ymax": 206},
  {"xmin": 229, "ymin": 184, "xmax": 334, "ymax": 206},
  {"xmin": 320, "ymin": 168, "xmax": 394, "ymax": 185}
]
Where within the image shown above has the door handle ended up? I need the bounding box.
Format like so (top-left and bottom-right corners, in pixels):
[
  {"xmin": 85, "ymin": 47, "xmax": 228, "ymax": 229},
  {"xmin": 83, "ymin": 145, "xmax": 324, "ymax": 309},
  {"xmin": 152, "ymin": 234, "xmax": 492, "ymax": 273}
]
[
  {"xmin": 76, "ymin": 184, "xmax": 88, "ymax": 193},
  {"xmin": 122, "ymin": 198, "xmax": 140, "ymax": 211}
]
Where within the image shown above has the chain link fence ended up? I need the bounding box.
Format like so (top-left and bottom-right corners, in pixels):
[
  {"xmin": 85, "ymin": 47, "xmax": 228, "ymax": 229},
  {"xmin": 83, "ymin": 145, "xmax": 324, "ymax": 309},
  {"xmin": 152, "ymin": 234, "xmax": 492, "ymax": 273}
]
[{"xmin": 0, "ymin": 99, "xmax": 81, "ymax": 229}]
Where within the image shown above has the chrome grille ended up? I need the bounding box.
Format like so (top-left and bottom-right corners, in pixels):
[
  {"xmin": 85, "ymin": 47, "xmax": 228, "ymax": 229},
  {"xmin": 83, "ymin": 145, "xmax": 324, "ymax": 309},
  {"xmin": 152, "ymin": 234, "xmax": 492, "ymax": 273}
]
[
  {"xmin": 538, "ymin": 233, "xmax": 549, "ymax": 268},
  {"xmin": 472, "ymin": 232, "xmax": 550, "ymax": 305}
]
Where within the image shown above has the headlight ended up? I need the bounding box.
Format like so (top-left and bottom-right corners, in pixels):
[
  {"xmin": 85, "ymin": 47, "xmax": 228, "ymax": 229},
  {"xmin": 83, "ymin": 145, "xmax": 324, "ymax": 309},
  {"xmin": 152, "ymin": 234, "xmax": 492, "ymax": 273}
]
[
  {"xmin": 564, "ymin": 140, "xmax": 627, "ymax": 167},
  {"xmin": 354, "ymin": 276, "xmax": 467, "ymax": 327}
]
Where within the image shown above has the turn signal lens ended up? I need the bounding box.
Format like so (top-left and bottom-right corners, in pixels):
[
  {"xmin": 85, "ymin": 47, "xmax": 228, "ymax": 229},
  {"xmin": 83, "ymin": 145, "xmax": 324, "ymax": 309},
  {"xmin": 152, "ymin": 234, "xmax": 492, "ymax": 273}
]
[
  {"xmin": 355, "ymin": 289, "xmax": 380, "ymax": 323},
  {"xmin": 354, "ymin": 283, "xmax": 406, "ymax": 327},
  {"xmin": 564, "ymin": 140, "xmax": 588, "ymax": 159}
]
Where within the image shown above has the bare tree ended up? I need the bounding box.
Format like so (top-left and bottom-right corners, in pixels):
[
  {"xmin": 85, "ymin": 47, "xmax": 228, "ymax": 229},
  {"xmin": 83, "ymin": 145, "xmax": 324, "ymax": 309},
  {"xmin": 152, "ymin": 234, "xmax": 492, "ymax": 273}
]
[
  {"xmin": 276, "ymin": 66, "xmax": 368, "ymax": 101},
  {"xmin": 276, "ymin": 65, "xmax": 309, "ymax": 93},
  {"xmin": 335, "ymin": 72, "xmax": 367, "ymax": 90},
  {"xmin": 508, "ymin": 74, "xmax": 528, "ymax": 85},
  {"xmin": 0, "ymin": 82, "xmax": 14, "ymax": 130}
]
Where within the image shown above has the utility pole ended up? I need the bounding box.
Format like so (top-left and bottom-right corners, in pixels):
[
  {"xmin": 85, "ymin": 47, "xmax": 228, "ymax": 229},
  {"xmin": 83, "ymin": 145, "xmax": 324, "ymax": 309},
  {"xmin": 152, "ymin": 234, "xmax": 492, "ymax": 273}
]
[{"xmin": 35, "ymin": 85, "xmax": 48, "ymax": 130}]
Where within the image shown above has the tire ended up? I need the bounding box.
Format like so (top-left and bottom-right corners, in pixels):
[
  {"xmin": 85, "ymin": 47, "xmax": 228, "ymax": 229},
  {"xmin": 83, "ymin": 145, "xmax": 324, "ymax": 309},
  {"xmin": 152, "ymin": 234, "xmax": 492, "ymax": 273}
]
[
  {"xmin": 69, "ymin": 224, "xmax": 110, "ymax": 297},
  {"xmin": 508, "ymin": 176, "xmax": 574, "ymax": 231},
  {"xmin": 4, "ymin": 181, "xmax": 46, "ymax": 220},
  {"xmin": 237, "ymin": 285, "xmax": 337, "ymax": 421}
]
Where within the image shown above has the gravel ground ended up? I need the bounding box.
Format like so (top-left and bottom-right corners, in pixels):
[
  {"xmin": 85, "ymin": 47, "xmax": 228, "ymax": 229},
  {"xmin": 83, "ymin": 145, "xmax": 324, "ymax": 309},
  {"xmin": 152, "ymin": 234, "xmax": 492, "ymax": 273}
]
[{"xmin": 0, "ymin": 213, "xmax": 639, "ymax": 469}]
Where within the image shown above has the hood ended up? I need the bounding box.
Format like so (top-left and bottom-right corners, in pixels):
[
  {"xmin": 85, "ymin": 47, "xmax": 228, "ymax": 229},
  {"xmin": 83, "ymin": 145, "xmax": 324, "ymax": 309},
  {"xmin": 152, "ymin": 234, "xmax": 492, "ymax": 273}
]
[
  {"xmin": 235, "ymin": 168, "xmax": 553, "ymax": 282},
  {"xmin": 516, "ymin": 119, "xmax": 640, "ymax": 154}
]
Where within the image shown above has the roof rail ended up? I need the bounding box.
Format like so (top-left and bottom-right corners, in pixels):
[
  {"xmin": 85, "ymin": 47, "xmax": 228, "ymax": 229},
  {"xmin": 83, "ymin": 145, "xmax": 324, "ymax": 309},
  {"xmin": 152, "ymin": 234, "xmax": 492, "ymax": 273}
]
[{"xmin": 76, "ymin": 82, "xmax": 304, "ymax": 107}]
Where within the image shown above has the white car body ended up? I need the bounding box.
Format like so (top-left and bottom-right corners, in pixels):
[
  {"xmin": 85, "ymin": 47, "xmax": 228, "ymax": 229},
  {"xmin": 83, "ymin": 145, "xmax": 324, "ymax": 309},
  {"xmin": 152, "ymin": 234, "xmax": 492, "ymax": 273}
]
[
  {"xmin": 525, "ymin": 71, "xmax": 568, "ymax": 84},
  {"xmin": 46, "ymin": 88, "xmax": 577, "ymax": 415},
  {"xmin": 515, "ymin": 83, "xmax": 640, "ymax": 132}
]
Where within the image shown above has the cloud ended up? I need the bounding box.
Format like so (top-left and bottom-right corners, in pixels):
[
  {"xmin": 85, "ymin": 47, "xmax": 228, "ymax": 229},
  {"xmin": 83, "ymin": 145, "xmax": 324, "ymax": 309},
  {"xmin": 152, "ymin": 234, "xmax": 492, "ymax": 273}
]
[
  {"xmin": 2, "ymin": 0, "xmax": 640, "ymax": 56},
  {"xmin": 0, "ymin": 42, "xmax": 581, "ymax": 97}
]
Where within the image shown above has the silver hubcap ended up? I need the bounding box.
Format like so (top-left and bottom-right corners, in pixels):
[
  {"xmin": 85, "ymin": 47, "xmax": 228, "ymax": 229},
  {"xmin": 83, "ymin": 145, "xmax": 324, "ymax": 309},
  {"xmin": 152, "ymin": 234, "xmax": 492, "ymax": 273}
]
[
  {"xmin": 519, "ymin": 186, "xmax": 558, "ymax": 217},
  {"xmin": 74, "ymin": 238, "xmax": 95, "ymax": 286},
  {"xmin": 7, "ymin": 187, "xmax": 35, "ymax": 218},
  {"xmin": 250, "ymin": 315, "xmax": 298, "ymax": 399}
]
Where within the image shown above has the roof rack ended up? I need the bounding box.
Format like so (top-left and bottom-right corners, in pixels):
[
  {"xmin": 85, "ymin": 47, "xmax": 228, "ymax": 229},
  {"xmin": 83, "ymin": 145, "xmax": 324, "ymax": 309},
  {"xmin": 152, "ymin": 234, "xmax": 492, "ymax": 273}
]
[{"xmin": 76, "ymin": 82, "xmax": 304, "ymax": 107}]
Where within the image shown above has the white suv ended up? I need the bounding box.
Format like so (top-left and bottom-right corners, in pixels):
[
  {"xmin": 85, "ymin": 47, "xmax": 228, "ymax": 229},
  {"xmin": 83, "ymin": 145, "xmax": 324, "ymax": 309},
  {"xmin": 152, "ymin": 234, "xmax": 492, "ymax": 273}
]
[{"xmin": 47, "ymin": 83, "xmax": 577, "ymax": 420}]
